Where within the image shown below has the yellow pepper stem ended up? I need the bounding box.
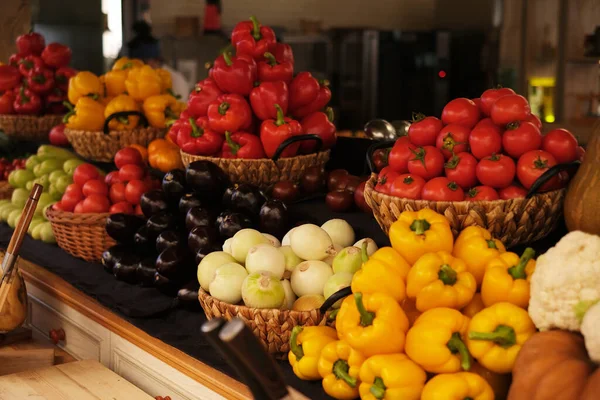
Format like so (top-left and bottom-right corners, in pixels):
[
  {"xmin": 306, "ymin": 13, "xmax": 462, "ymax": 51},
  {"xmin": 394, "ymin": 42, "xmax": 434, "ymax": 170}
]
[
  {"xmin": 370, "ymin": 377, "xmax": 386, "ymax": 400},
  {"xmin": 354, "ymin": 292, "xmax": 375, "ymax": 326},
  {"xmin": 289, "ymin": 326, "xmax": 304, "ymax": 360},
  {"xmin": 360, "ymin": 242, "xmax": 368, "ymax": 263},
  {"xmin": 438, "ymin": 264, "xmax": 457, "ymax": 285},
  {"xmin": 468, "ymin": 325, "xmax": 516, "ymax": 348},
  {"xmin": 508, "ymin": 247, "xmax": 535, "ymax": 280},
  {"xmin": 446, "ymin": 332, "xmax": 471, "ymax": 371},
  {"xmin": 410, "ymin": 219, "xmax": 431, "ymax": 235},
  {"xmin": 332, "ymin": 359, "xmax": 357, "ymax": 388}
]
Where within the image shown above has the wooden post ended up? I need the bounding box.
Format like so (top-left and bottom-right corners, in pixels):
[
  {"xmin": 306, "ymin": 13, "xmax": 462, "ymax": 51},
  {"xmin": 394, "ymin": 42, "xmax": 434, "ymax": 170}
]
[{"xmin": 0, "ymin": 0, "xmax": 31, "ymax": 62}]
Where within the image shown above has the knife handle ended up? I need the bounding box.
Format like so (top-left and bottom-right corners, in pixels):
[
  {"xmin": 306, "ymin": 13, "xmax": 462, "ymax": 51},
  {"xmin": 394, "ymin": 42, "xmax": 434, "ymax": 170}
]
[{"xmin": 219, "ymin": 318, "xmax": 290, "ymax": 400}]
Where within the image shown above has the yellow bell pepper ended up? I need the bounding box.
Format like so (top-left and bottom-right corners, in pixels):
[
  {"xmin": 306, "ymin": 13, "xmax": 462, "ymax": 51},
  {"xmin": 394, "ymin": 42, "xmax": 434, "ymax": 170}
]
[
  {"xmin": 155, "ymin": 68, "xmax": 173, "ymax": 92},
  {"xmin": 148, "ymin": 140, "xmax": 184, "ymax": 172},
  {"xmin": 480, "ymin": 248, "xmax": 535, "ymax": 309},
  {"xmin": 112, "ymin": 57, "xmax": 144, "ymax": 70},
  {"xmin": 125, "ymin": 65, "xmax": 162, "ymax": 101},
  {"xmin": 67, "ymin": 71, "xmax": 103, "ymax": 105},
  {"xmin": 466, "ymin": 302, "xmax": 536, "ymax": 374},
  {"xmin": 369, "ymin": 247, "xmax": 410, "ymax": 281},
  {"xmin": 405, "ymin": 308, "xmax": 471, "ymax": 373},
  {"xmin": 389, "ymin": 209, "xmax": 453, "ymax": 265},
  {"xmin": 406, "ymin": 251, "xmax": 476, "ymax": 312},
  {"xmin": 462, "ymin": 293, "xmax": 485, "ymax": 318},
  {"xmin": 351, "ymin": 256, "xmax": 406, "ymax": 303},
  {"xmin": 336, "ymin": 292, "xmax": 409, "ymax": 357},
  {"xmin": 104, "ymin": 94, "xmax": 141, "ymax": 131},
  {"xmin": 288, "ymin": 325, "xmax": 337, "ymax": 381},
  {"xmin": 421, "ymin": 372, "xmax": 494, "ymax": 400},
  {"xmin": 358, "ymin": 354, "xmax": 426, "ymax": 400},
  {"xmin": 104, "ymin": 70, "xmax": 128, "ymax": 97},
  {"xmin": 318, "ymin": 340, "xmax": 365, "ymax": 400},
  {"xmin": 143, "ymin": 94, "xmax": 182, "ymax": 128},
  {"xmin": 64, "ymin": 97, "xmax": 106, "ymax": 131},
  {"xmin": 452, "ymin": 226, "xmax": 506, "ymax": 286}
]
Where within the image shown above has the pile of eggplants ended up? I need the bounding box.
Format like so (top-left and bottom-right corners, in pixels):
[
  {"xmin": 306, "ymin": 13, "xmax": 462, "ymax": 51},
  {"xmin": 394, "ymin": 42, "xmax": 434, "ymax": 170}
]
[{"xmin": 102, "ymin": 160, "xmax": 289, "ymax": 310}]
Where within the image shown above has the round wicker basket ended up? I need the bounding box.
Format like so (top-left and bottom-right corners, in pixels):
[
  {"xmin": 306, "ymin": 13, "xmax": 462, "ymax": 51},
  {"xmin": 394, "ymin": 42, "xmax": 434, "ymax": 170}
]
[
  {"xmin": 363, "ymin": 173, "xmax": 566, "ymax": 248},
  {"xmin": 0, "ymin": 181, "xmax": 13, "ymax": 200},
  {"xmin": 45, "ymin": 208, "xmax": 115, "ymax": 262},
  {"xmin": 0, "ymin": 114, "xmax": 63, "ymax": 142}
]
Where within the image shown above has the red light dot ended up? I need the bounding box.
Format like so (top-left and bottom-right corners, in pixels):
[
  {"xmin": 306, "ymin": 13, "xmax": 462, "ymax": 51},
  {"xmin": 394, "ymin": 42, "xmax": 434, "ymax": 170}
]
[{"xmin": 438, "ymin": 70, "xmax": 447, "ymax": 78}]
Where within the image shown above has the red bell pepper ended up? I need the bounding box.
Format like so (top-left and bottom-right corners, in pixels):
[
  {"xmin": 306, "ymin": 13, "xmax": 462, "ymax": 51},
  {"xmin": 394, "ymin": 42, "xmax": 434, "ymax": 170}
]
[
  {"xmin": 207, "ymin": 94, "xmax": 252, "ymax": 134},
  {"xmin": 231, "ymin": 16, "xmax": 276, "ymax": 61},
  {"xmin": 291, "ymin": 80, "xmax": 331, "ymax": 119},
  {"xmin": 16, "ymin": 32, "xmax": 45, "ymax": 56},
  {"xmin": 211, "ymin": 52, "xmax": 257, "ymax": 96},
  {"xmin": 55, "ymin": 66, "xmax": 77, "ymax": 91},
  {"xmin": 0, "ymin": 91, "xmax": 15, "ymax": 114},
  {"xmin": 18, "ymin": 55, "xmax": 44, "ymax": 77},
  {"xmin": 27, "ymin": 67, "xmax": 55, "ymax": 94},
  {"xmin": 168, "ymin": 116, "xmax": 188, "ymax": 144},
  {"xmin": 221, "ymin": 131, "xmax": 265, "ymax": 159},
  {"xmin": 8, "ymin": 54, "xmax": 23, "ymax": 68},
  {"xmin": 187, "ymin": 78, "xmax": 223, "ymax": 118},
  {"xmin": 271, "ymin": 43, "xmax": 294, "ymax": 65},
  {"xmin": 299, "ymin": 107, "xmax": 337, "ymax": 153},
  {"xmin": 45, "ymin": 88, "xmax": 68, "ymax": 114},
  {"xmin": 257, "ymin": 52, "xmax": 293, "ymax": 84},
  {"xmin": 260, "ymin": 104, "xmax": 302, "ymax": 158},
  {"xmin": 249, "ymin": 81, "xmax": 288, "ymax": 121},
  {"xmin": 288, "ymin": 72, "xmax": 320, "ymax": 110},
  {"xmin": 0, "ymin": 65, "xmax": 22, "ymax": 92},
  {"xmin": 41, "ymin": 43, "xmax": 72, "ymax": 68},
  {"xmin": 177, "ymin": 117, "xmax": 223, "ymax": 156},
  {"xmin": 13, "ymin": 86, "xmax": 42, "ymax": 115}
]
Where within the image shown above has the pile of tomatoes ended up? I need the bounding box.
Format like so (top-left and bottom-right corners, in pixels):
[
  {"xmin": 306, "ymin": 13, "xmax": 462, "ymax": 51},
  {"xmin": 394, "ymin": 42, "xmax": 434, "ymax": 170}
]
[
  {"xmin": 0, "ymin": 158, "xmax": 26, "ymax": 181},
  {"xmin": 374, "ymin": 88, "xmax": 584, "ymax": 201}
]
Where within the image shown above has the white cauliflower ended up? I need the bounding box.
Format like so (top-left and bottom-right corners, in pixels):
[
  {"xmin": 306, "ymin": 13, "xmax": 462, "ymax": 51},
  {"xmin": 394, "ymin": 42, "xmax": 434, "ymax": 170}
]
[
  {"xmin": 528, "ymin": 230, "xmax": 600, "ymax": 331},
  {"xmin": 581, "ymin": 301, "xmax": 600, "ymax": 363}
]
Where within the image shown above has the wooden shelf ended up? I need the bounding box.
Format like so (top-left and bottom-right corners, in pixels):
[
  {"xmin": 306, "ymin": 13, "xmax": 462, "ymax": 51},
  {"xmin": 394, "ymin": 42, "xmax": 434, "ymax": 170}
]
[{"xmin": 566, "ymin": 57, "xmax": 600, "ymax": 65}]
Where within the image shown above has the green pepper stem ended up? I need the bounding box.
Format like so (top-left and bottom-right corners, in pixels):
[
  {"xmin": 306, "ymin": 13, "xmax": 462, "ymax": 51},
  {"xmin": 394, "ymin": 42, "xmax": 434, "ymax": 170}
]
[
  {"xmin": 328, "ymin": 308, "xmax": 339, "ymax": 321},
  {"xmin": 325, "ymin": 107, "xmax": 334, "ymax": 122},
  {"xmin": 117, "ymin": 116, "xmax": 129, "ymax": 124},
  {"xmin": 274, "ymin": 104, "xmax": 286, "ymax": 126},
  {"xmin": 361, "ymin": 242, "xmax": 369, "ymax": 263},
  {"xmin": 249, "ymin": 16, "xmax": 262, "ymax": 40},
  {"xmin": 508, "ymin": 247, "xmax": 535, "ymax": 280},
  {"xmin": 332, "ymin": 359, "xmax": 357, "ymax": 388},
  {"xmin": 32, "ymin": 75, "xmax": 46, "ymax": 84},
  {"xmin": 165, "ymin": 107, "xmax": 178, "ymax": 120},
  {"xmin": 19, "ymin": 86, "xmax": 29, "ymax": 103},
  {"xmin": 289, "ymin": 326, "xmax": 304, "ymax": 360},
  {"xmin": 222, "ymin": 52, "xmax": 233, "ymax": 67},
  {"xmin": 225, "ymin": 131, "xmax": 240, "ymax": 155},
  {"xmin": 370, "ymin": 377, "xmax": 386, "ymax": 400},
  {"xmin": 438, "ymin": 264, "xmax": 458, "ymax": 285},
  {"xmin": 264, "ymin": 52, "xmax": 277, "ymax": 66},
  {"xmin": 410, "ymin": 219, "xmax": 431, "ymax": 235},
  {"xmin": 411, "ymin": 112, "xmax": 426, "ymax": 122},
  {"xmin": 447, "ymin": 332, "xmax": 471, "ymax": 371},
  {"xmin": 188, "ymin": 117, "xmax": 203, "ymax": 138},
  {"xmin": 465, "ymin": 398, "xmax": 474, "ymax": 400},
  {"xmin": 218, "ymin": 102, "xmax": 230, "ymax": 115},
  {"xmin": 354, "ymin": 292, "xmax": 375, "ymax": 327},
  {"xmin": 121, "ymin": 62, "xmax": 133, "ymax": 70},
  {"xmin": 468, "ymin": 325, "xmax": 516, "ymax": 348},
  {"xmin": 486, "ymin": 240, "xmax": 497, "ymax": 249}
]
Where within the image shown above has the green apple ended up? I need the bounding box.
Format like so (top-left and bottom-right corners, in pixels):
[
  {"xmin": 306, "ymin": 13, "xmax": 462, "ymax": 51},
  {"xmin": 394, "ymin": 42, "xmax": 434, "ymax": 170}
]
[
  {"xmin": 32, "ymin": 175, "xmax": 50, "ymax": 191},
  {"xmin": 0, "ymin": 203, "xmax": 15, "ymax": 221},
  {"xmin": 48, "ymin": 184, "xmax": 63, "ymax": 201},
  {"xmin": 49, "ymin": 170, "xmax": 67, "ymax": 184},
  {"xmin": 31, "ymin": 223, "xmax": 44, "ymax": 240},
  {"xmin": 7, "ymin": 170, "xmax": 17, "ymax": 187},
  {"xmin": 0, "ymin": 200, "xmax": 9, "ymax": 208},
  {"xmin": 39, "ymin": 222, "xmax": 56, "ymax": 244},
  {"xmin": 28, "ymin": 217, "xmax": 45, "ymax": 235},
  {"xmin": 34, "ymin": 193, "xmax": 54, "ymax": 218},
  {"xmin": 37, "ymin": 145, "xmax": 77, "ymax": 160},
  {"xmin": 7, "ymin": 209, "xmax": 22, "ymax": 229},
  {"xmin": 0, "ymin": 204, "xmax": 18, "ymax": 221},
  {"xmin": 35, "ymin": 159, "xmax": 63, "ymax": 177},
  {"xmin": 25, "ymin": 180, "xmax": 33, "ymax": 191},
  {"xmin": 11, "ymin": 188, "xmax": 29, "ymax": 208},
  {"xmin": 10, "ymin": 169, "xmax": 35, "ymax": 189},
  {"xmin": 42, "ymin": 202, "xmax": 56, "ymax": 219},
  {"xmin": 63, "ymin": 158, "xmax": 85, "ymax": 176},
  {"xmin": 25, "ymin": 155, "xmax": 41, "ymax": 171},
  {"xmin": 54, "ymin": 175, "xmax": 72, "ymax": 193}
]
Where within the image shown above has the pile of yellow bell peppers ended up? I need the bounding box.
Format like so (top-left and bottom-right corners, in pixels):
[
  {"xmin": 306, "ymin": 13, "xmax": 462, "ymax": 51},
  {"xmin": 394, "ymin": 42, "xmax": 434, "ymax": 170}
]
[
  {"xmin": 64, "ymin": 57, "xmax": 185, "ymax": 132},
  {"xmin": 289, "ymin": 208, "xmax": 538, "ymax": 400}
]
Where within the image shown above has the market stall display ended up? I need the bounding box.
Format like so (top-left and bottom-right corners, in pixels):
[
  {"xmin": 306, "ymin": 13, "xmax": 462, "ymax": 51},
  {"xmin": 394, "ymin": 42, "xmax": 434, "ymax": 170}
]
[{"xmin": 0, "ymin": 157, "xmax": 26, "ymax": 200}]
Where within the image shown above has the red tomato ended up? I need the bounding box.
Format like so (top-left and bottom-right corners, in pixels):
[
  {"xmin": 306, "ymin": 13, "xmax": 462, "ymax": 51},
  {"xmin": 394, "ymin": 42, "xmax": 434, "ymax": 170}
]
[
  {"xmin": 479, "ymin": 87, "xmax": 515, "ymax": 116},
  {"xmin": 73, "ymin": 163, "xmax": 100, "ymax": 187},
  {"xmin": 73, "ymin": 201, "xmax": 85, "ymax": 213},
  {"xmin": 516, "ymin": 150, "xmax": 558, "ymax": 191},
  {"xmin": 81, "ymin": 194, "xmax": 110, "ymax": 213},
  {"xmin": 374, "ymin": 167, "xmax": 399, "ymax": 195},
  {"xmin": 498, "ymin": 184, "xmax": 527, "ymax": 200},
  {"xmin": 105, "ymin": 171, "xmax": 122, "ymax": 186},
  {"xmin": 109, "ymin": 201, "xmax": 134, "ymax": 214},
  {"xmin": 124, "ymin": 180, "xmax": 148, "ymax": 205},
  {"xmin": 389, "ymin": 174, "xmax": 426, "ymax": 200},
  {"xmin": 502, "ymin": 121, "xmax": 542, "ymax": 159},
  {"xmin": 407, "ymin": 115, "xmax": 442, "ymax": 147},
  {"xmin": 109, "ymin": 182, "xmax": 127, "ymax": 204},
  {"xmin": 436, "ymin": 124, "xmax": 470, "ymax": 160},
  {"xmin": 119, "ymin": 164, "xmax": 145, "ymax": 182},
  {"xmin": 471, "ymin": 98, "xmax": 481, "ymax": 110},
  {"xmin": 82, "ymin": 179, "xmax": 109, "ymax": 197},
  {"xmin": 525, "ymin": 113, "xmax": 542, "ymax": 130},
  {"xmin": 134, "ymin": 204, "xmax": 144, "ymax": 216},
  {"xmin": 542, "ymin": 128, "xmax": 579, "ymax": 164},
  {"xmin": 407, "ymin": 146, "xmax": 445, "ymax": 180},
  {"xmin": 52, "ymin": 201, "xmax": 66, "ymax": 211},
  {"xmin": 114, "ymin": 147, "xmax": 145, "ymax": 169},
  {"xmin": 577, "ymin": 146, "xmax": 585, "ymax": 162},
  {"xmin": 421, "ymin": 177, "xmax": 465, "ymax": 201},
  {"xmin": 465, "ymin": 186, "xmax": 499, "ymax": 201},
  {"xmin": 61, "ymin": 184, "xmax": 84, "ymax": 211},
  {"xmin": 476, "ymin": 154, "xmax": 516, "ymax": 189},
  {"xmin": 490, "ymin": 94, "xmax": 531, "ymax": 126},
  {"xmin": 469, "ymin": 118, "xmax": 502, "ymax": 160},
  {"xmin": 387, "ymin": 137, "xmax": 416, "ymax": 174},
  {"xmin": 48, "ymin": 124, "xmax": 69, "ymax": 147},
  {"xmin": 441, "ymin": 98, "xmax": 480, "ymax": 129},
  {"xmin": 444, "ymin": 152, "xmax": 478, "ymax": 189}
]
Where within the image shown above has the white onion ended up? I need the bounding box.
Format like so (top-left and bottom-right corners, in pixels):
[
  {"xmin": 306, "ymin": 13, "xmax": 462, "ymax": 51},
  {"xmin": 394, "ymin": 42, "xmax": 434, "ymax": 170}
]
[
  {"xmin": 245, "ymin": 244, "xmax": 285, "ymax": 279},
  {"xmin": 292, "ymin": 295, "xmax": 325, "ymax": 311},
  {"xmin": 241, "ymin": 272, "xmax": 285, "ymax": 309},
  {"xmin": 280, "ymin": 279, "xmax": 296, "ymax": 310},
  {"xmin": 291, "ymin": 260, "xmax": 333, "ymax": 297},
  {"xmin": 262, "ymin": 233, "xmax": 281, "ymax": 247},
  {"xmin": 323, "ymin": 272, "xmax": 353, "ymax": 308},
  {"xmin": 279, "ymin": 246, "xmax": 304, "ymax": 275},
  {"xmin": 332, "ymin": 246, "xmax": 363, "ymax": 274},
  {"xmin": 209, "ymin": 263, "xmax": 248, "ymax": 304},
  {"xmin": 322, "ymin": 244, "xmax": 343, "ymax": 266},
  {"xmin": 230, "ymin": 229, "xmax": 270, "ymax": 263},
  {"xmin": 281, "ymin": 228, "xmax": 296, "ymax": 246},
  {"xmin": 354, "ymin": 238, "xmax": 378, "ymax": 256},
  {"xmin": 197, "ymin": 251, "xmax": 237, "ymax": 291},
  {"xmin": 222, "ymin": 238, "xmax": 233, "ymax": 254},
  {"xmin": 290, "ymin": 224, "xmax": 335, "ymax": 260},
  {"xmin": 321, "ymin": 219, "xmax": 355, "ymax": 247}
]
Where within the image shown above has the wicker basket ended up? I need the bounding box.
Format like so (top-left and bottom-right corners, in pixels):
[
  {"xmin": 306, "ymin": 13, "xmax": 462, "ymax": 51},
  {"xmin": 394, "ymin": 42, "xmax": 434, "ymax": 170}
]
[
  {"xmin": 198, "ymin": 289, "xmax": 329, "ymax": 358},
  {"xmin": 0, "ymin": 114, "xmax": 63, "ymax": 142},
  {"xmin": 363, "ymin": 174, "xmax": 566, "ymax": 248},
  {"xmin": 0, "ymin": 181, "xmax": 13, "ymax": 200},
  {"xmin": 45, "ymin": 208, "xmax": 115, "ymax": 262}
]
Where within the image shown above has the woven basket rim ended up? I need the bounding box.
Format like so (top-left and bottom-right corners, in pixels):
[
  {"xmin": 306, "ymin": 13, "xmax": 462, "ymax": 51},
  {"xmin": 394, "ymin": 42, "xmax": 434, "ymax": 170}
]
[
  {"xmin": 181, "ymin": 149, "xmax": 331, "ymax": 163},
  {"xmin": 64, "ymin": 126, "xmax": 165, "ymax": 137},
  {"xmin": 0, "ymin": 114, "xmax": 64, "ymax": 121},
  {"xmin": 46, "ymin": 207, "xmax": 109, "ymax": 222}
]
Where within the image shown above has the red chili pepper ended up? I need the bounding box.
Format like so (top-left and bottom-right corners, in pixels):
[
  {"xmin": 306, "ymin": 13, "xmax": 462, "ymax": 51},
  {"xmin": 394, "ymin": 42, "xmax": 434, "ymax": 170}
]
[
  {"xmin": 288, "ymin": 72, "xmax": 321, "ymax": 110},
  {"xmin": 257, "ymin": 52, "xmax": 293, "ymax": 84},
  {"xmin": 249, "ymin": 81, "xmax": 288, "ymax": 121},
  {"xmin": 177, "ymin": 117, "xmax": 224, "ymax": 156},
  {"xmin": 8, "ymin": 54, "xmax": 23, "ymax": 68},
  {"xmin": 55, "ymin": 66, "xmax": 77, "ymax": 91},
  {"xmin": 186, "ymin": 78, "xmax": 223, "ymax": 118},
  {"xmin": 13, "ymin": 86, "xmax": 42, "ymax": 115},
  {"xmin": 18, "ymin": 55, "xmax": 44, "ymax": 77},
  {"xmin": 207, "ymin": 94, "xmax": 252, "ymax": 134},
  {"xmin": 221, "ymin": 131, "xmax": 265, "ymax": 159},
  {"xmin": 271, "ymin": 43, "xmax": 294, "ymax": 65},
  {"xmin": 0, "ymin": 91, "xmax": 15, "ymax": 114},
  {"xmin": 260, "ymin": 104, "xmax": 302, "ymax": 158},
  {"xmin": 211, "ymin": 52, "xmax": 257, "ymax": 96},
  {"xmin": 45, "ymin": 88, "xmax": 67, "ymax": 114},
  {"xmin": 27, "ymin": 67, "xmax": 55, "ymax": 94},
  {"xmin": 299, "ymin": 107, "xmax": 337, "ymax": 153},
  {"xmin": 231, "ymin": 16, "xmax": 276, "ymax": 61},
  {"xmin": 0, "ymin": 65, "xmax": 22, "ymax": 92},
  {"xmin": 291, "ymin": 80, "xmax": 331, "ymax": 119}
]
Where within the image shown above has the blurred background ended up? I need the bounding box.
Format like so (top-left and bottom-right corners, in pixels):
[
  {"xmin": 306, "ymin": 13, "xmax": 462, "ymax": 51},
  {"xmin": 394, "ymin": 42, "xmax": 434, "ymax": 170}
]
[{"xmin": 2, "ymin": 0, "xmax": 598, "ymax": 142}]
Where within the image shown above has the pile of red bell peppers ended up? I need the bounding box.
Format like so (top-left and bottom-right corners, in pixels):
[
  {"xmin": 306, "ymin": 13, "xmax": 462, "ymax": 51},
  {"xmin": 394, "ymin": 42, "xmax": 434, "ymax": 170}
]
[
  {"xmin": 0, "ymin": 32, "xmax": 75, "ymax": 115},
  {"xmin": 168, "ymin": 16, "xmax": 336, "ymax": 159}
]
